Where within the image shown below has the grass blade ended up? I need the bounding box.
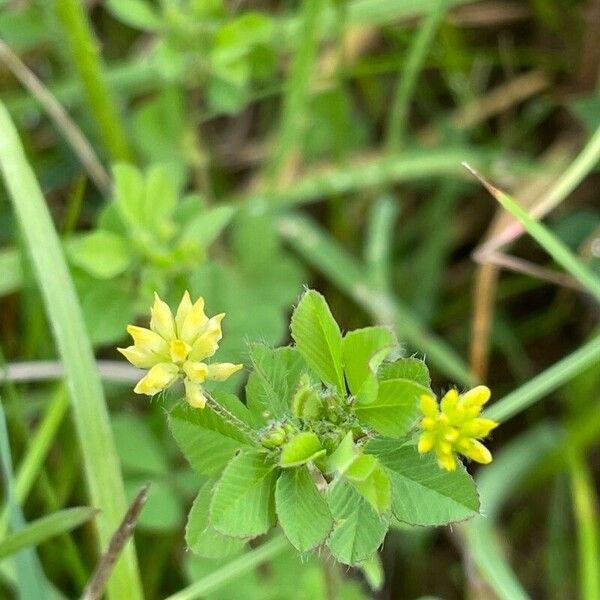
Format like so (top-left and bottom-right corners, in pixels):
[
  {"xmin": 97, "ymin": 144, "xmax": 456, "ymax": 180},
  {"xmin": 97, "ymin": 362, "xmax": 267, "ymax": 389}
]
[
  {"xmin": 269, "ymin": 0, "xmax": 321, "ymax": 183},
  {"xmin": 486, "ymin": 333, "xmax": 600, "ymax": 423},
  {"xmin": 463, "ymin": 424, "xmax": 559, "ymax": 600},
  {"xmin": 0, "ymin": 399, "xmax": 54, "ymax": 598},
  {"xmin": 0, "ymin": 387, "xmax": 69, "ymax": 536},
  {"xmin": 568, "ymin": 451, "xmax": 600, "ymax": 600},
  {"xmin": 0, "ymin": 247, "xmax": 22, "ymax": 297},
  {"xmin": 0, "ymin": 507, "xmax": 97, "ymax": 561},
  {"xmin": 364, "ymin": 194, "xmax": 399, "ymax": 291},
  {"xmin": 0, "ymin": 101, "xmax": 143, "ymax": 600},
  {"xmin": 386, "ymin": 0, "xmax": 448, "ymax": 152},
  {"xmin": 463, "ymin": 163, "xmax": 600, "ymax": 303}
]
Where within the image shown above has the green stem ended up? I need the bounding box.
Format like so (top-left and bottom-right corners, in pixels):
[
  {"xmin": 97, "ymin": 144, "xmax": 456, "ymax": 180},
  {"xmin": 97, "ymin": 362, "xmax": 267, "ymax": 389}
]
[
  {"xmin": 165, "ymin": 535, "xmax": 289, "ymax": 600},
  {"xmin": 205, "ymin": 394, "xmax": 257, "ymax": 441},
  {"xmin": 53, "ymin": 0, "xmax": 132, "ymax": 162},
  {"xmin": 486, "ymin": 333, "xmax": 600, "ymax": 423}
]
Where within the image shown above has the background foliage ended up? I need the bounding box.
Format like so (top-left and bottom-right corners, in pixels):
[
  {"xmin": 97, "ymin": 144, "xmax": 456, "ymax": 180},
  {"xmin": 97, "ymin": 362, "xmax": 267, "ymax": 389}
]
[{"xmin": 0, "ymin": 0, "xmax": 599, "ymax": 598}]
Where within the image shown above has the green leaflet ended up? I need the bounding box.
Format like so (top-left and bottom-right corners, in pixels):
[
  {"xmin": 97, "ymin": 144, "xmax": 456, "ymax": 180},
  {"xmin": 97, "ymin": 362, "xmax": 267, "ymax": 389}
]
[
  {"xmin": 290, "ymin": 289, "xmax": 345, "ymax": 392},
  {"xmin": 279, "ymin": 432, "xmax": 325, "ymax": 467},
  {"xmin": 353, "ymin": 378, "xmax": 425, "ymax": 438},
  {"xmin": 348, "ymin": 460, "xmax": 391, "ymax": 514},
  {"xmin": 378, "ymin": 357, "xmax": 431, "ymax": 388},
  {"xmin": 181, "ymin": 205, "xmax": 236, "ymax": 248},
  {"xmin": 186, "ymin": 481, "xmax": 247, "ymax": 558},
  {"xmin": 105, "ymin": 0, "xmax": 161, "ymax": 31},
  {"xmin": 168, "ymin": 396, "xmax": 253, "ymax": 476},
  {"xmin": 326, "ymin": 480, "xmax": 389, "ymax": 565},
  {"xmin": 113, "ymin": 162, "xmax": 146, "ymax": 229},
  {"xmin": 66, "ymin": 229, "xmax": 132, "ymax": 279},
  {"xmin": 210, "ymin": 450, "xmax": 278, "ymax": 538},
  {"xmin": 342, "ymin": 326, "xmax": 397, "ymax": 401},
  {"xmin": 366, "ymin": 438, "xmax": 479, "ymax": 526},
  {"xmin": 275, "ymin": 467, "xmax": 332, "ymax": 552},
  {"xmin": 246, "ymin": 343, "xmax": 306, "ymax": 423}
]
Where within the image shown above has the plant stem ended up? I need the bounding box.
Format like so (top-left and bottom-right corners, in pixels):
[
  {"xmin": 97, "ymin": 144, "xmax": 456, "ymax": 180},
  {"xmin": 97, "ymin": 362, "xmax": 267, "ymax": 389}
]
[
  {"xmin": 205, "ymin": 394, "xmax": 257, "ymax": 441},
  {"xmin": 165, "ymin": 535, "xmax": 289, "ymax": 600},
  {"xmin": 53, "ymin": 0, "xmax": 132, "ymax": 162}
]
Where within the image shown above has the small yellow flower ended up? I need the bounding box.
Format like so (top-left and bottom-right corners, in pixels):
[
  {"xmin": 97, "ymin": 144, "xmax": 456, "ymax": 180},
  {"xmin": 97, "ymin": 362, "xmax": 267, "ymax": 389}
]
[
  {"xmin": 118, "ymin": 291, "xmax": 243, "ymax": 408},
  {"xmin": 417, "ymin": 385, "xmax": 498, "ymax": 471}
]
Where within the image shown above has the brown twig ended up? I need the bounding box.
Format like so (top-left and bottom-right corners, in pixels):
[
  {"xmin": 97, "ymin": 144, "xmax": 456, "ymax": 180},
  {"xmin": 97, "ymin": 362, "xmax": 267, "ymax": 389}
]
[
  {"xmin": 0, "ymin": 37, "xmax": 110, "ymax": 194},
  {"xmin": 80, "ymin": 484, "xmax": 150, "ymax": 600}
]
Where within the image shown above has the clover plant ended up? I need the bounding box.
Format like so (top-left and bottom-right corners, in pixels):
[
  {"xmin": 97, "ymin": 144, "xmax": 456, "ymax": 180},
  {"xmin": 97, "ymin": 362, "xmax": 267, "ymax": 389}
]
[{"xmin": 120, "ymin": 288, "xmax": 497, "ymax": 567}]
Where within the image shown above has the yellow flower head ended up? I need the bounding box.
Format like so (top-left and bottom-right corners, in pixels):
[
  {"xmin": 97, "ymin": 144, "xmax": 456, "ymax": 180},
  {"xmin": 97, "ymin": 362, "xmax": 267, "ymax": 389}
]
[
  {"xmin": 118, "ymin": 291, "xmax": 243, "ymax": 408},
  {"xmin": 417, "ymin": 385, "xmax": 498, "ymax": 472}
]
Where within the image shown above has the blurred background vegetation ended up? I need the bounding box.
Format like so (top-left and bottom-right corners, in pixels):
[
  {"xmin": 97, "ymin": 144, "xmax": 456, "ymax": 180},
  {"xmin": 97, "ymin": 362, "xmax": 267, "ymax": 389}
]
[{"xmin": 0, "ymin": 0, "xmax": 599, "ymax": 598}]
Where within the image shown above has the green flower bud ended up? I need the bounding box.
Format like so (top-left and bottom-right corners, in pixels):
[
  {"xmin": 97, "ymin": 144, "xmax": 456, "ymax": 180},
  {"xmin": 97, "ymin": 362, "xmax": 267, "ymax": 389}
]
[{"xmin": 292, "ymin": 376, "xmax": 324, "ymax": 420}]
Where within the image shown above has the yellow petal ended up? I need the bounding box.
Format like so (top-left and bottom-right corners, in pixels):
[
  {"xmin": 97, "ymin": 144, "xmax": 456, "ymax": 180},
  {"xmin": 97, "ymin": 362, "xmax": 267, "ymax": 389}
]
[
  {"xmin": 175, "ymin": 291, "xmax": 193, "ymax": 337},
  {"xmin": 188, "ymin": 314, "xmax": 224, "ymax": 360},
  {"xmin": 117, "ymin": 345, "xmax": 160, "ymax": 369},
  {"xmin": 459, "ymin": 439, "xmax": 492, "ymax": 464},
  {"xmin": 150, "ymin": 292, "xmax": 175, "ymax": 341},
  {"xmin": 418, "ymin": 431, "xmax": 435, "ymax": 454},
  {"xmin": 133, "ymin": 362, "xmax": 179, "ymax": 396},
  {"xmin": 206, "ymin": 362, "xmax": 243, "ymax": 381},
  {"xmin": 420, "ymin": 394, "xmax": 439, "ymax": 418},
  {"xmin": 461, "ymin": 385, "xmax": 491, "ymax": 409},
  {"xmin": 440, "ymin": 389, "xmax": 459, "ymax": 415},
  {"xmin": 183, "ymin": 361, "xmax": 209, "ymax": 383},
  {"xmin": 184, "ymin": 378, "xmax": 207, "ymax": 409},
  {"xmin": 461, "ymin": 418, "xmax": 498, "ymax": 438},
  {"xmin": 180, "ymin": 297, "xmax": 208, "ymax": 345},
  {"xmin": 420, "ymin": 416, "xmax": 436, "ymax": 430},
  {"xmin": 127, "ymin": 325, "xmax": 169, "ymax": 357},
  {"xmin": 437, "ymin": 451, "xmax": 457, "ymax": 472},
  {"xmin": 170, "ymin": 339, "xmax": 191, "ymax": 364}
]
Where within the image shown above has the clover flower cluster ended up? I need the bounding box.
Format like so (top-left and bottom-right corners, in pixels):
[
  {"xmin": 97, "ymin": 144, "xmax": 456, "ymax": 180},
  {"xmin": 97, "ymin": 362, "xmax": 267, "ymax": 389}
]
[
  {"xmin": 118, "ymin": 291, "xmax": 242, "ymax": 409},
  {"xmin": 417, "ymin": 385, "xmax": 498, "ymax": 471}
]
